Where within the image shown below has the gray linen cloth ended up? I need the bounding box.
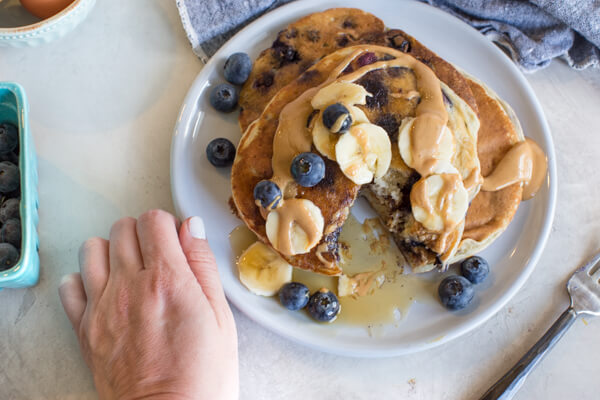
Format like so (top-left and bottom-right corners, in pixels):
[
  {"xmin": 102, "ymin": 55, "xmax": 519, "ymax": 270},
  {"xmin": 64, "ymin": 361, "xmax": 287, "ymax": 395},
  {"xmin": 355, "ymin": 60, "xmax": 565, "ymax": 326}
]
[
  {"xmin": 175, "ymin": 0, "xmax": 292, "ymax": 63},
  {"xmin": 176, "ymin": 0, "xmax": 600, "ymax": 71},
  {"xmin": 420, "ymin": 0, "xmax": 600, "ymax": 70}
]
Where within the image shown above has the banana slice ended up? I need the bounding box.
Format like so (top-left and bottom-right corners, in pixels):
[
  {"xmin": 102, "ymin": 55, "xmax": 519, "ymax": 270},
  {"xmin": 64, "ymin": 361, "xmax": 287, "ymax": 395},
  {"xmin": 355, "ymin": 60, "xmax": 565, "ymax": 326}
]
[
  {"xmin": 237, "ymin": 241, "xmax": 293, "ymax": 296},
  {"xmin": 335, "ymin": 123, "xmax": 392, "ymax": 184},
  {"xmin": 410, "ymin": 173, "xmax": 468, "ymax": 232},
  {"xmin": 398, "ymin": 116, "xmax": 455, "ymax": 173},
  {"xmin": 350, "ymin": 106, "xmax": 369, "ymax": 124},
  {"xmin": 311, "ymin": 82, "xmax": 369, "ymax": 110},
  {"xmin": 313, "ymin": 106, "xmax": 370, "ymax": 160},
  {"xmin": 338, "ymin": 274, "xmax": 357, "ymax": 297},
  {"xmin": 265, "ymin": 198, "xmax": 325, "ymax": 255}
]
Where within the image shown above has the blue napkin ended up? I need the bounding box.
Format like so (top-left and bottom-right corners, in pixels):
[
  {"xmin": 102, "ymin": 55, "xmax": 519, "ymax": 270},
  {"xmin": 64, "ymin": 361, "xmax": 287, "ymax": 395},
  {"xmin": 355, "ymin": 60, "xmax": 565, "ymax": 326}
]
[
  {"xmin": 176, "ymin": 0, "xmax": 600, "ymax": 71},
  {"xmin": 175, "ymin": 0, "xmax": 292, "ymax": 63},
  {"xmin": 419, "ymin": 0, "xmax": 600, "ymax": 71}
]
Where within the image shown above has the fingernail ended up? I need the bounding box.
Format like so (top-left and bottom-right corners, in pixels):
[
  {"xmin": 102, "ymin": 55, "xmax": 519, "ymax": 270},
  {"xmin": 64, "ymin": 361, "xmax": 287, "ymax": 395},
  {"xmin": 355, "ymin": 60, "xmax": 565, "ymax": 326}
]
[
  {"xmin": 60, "ymin": 274, "xmax": 75, "ymax": 287},
  {"xmin": 189, "ymin": 216, "xmax": 206, "ymax": 239}
]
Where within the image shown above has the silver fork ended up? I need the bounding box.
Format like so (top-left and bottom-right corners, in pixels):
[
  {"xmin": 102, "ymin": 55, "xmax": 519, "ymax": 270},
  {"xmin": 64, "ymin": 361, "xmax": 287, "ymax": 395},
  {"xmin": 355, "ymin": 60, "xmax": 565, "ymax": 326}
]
[{"xmin": 480, "ymin": 251, "xmax": 600, "ymax": 400}]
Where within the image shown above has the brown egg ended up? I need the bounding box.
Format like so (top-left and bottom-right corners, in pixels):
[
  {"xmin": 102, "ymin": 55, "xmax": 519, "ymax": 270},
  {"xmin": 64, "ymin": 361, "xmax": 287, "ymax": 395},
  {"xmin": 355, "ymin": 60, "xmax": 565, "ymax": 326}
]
[{"xmin": 20, "ymin": 0, "xmax": 75, "ymax": 20}]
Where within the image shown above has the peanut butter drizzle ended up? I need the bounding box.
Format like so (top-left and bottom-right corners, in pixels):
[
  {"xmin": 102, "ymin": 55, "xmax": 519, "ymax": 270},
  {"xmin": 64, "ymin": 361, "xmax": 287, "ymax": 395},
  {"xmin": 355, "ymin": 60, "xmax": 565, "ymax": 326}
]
[
  {"xmin": 409, "ymin": 107, "xmax": 449, "ymax": 177},
  {"xmin": 440, "ymin": 174, "xmax": 462, "ymax": 226},
  {"xmin": 481, "ymin": 138, "xmax": 547, "ymax": 200},
  {"xmin": 275, "ymin": 199, "xmax": 322, "ymax": 256},
  {"xmin": 411, "ymin": 179, "xmax": 434, "ymax": 224},
  {"xmin": 315, "ymin": 242, "xmax": 335, "ymax": 270},
  {"xmin": 351, "ymin": 270, "xmax": 383, "ymax": 297},
  {"xmin": 331, "ymin": 114, "xmax": 348, "ymax": 133},
  {"xmin": 271, "ymin": 88, "xmax": 319, "ymax": 189},
  {"xmin": 463, "ymin": 168, "xmax": 483, "ymax": 194},
  {"xmin": 352, "ymin": 124, "xmax": 371, "ymax": 151},
  {"xmin": 267, "ymin": 45, "xmax": 452, "ymax": 259},
  {"xmin": 435, "ymin": 175, "xmax": 463, "ymax": 254}
]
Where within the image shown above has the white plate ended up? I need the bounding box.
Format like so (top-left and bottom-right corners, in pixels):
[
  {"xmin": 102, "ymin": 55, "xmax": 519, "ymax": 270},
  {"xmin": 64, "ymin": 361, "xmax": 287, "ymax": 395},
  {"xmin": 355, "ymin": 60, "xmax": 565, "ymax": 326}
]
[{"xmin": 170, "ymin": 0, "xmax": 556, "ymax": 357}]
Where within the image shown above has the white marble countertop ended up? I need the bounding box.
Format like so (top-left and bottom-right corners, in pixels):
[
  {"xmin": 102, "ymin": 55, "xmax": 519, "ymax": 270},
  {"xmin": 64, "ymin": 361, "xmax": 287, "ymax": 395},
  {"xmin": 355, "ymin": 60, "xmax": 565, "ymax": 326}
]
[{"xmin": 1, "ymin": 1, "xmax": 600, "ymax": 399}]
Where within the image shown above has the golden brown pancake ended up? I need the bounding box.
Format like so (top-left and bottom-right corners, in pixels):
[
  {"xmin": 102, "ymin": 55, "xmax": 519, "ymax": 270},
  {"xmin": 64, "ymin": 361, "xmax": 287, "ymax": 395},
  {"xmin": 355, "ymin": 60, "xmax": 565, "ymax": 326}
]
[
  {"xmin": 233, "ymin": 48, "xmax": 363, "ymax": 275},
  {"xmin": 238, "ymin": 8, "xmax": 387, "ymax": 132}
]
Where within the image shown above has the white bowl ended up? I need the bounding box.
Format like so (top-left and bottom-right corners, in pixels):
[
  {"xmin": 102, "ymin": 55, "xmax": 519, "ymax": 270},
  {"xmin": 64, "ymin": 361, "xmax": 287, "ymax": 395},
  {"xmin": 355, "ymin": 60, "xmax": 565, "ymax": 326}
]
[{"xmin": 0, "ymin": 0, "xmax": 96, "ymax": 47}]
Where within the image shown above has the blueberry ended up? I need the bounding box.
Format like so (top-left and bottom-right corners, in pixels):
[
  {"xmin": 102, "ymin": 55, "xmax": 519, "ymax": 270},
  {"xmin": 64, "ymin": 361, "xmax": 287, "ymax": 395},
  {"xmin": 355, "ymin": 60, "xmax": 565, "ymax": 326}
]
[
  {"xmin": 357, "ymin": 52, "xmax": 377, "ymax": 67},
  {"xmin": 0, "ymin": 152, "xmax": 18, "ymax": 165},
  {"xmin": 0, "ymin": 123, "xmax": 18, "ymax": 155},
  {"xmin": 209, "ymin": 83, "xmax": 238, "ymax": 112},
  {"xmin": 461, "ymin": 256, "xmax": 490, "ymax": 284},
  {"xmin": 322, "ymin": 103, "xmax": 352, "ymax": 133},
  {"xmin": 290, "ymin": 152, "xmax": 325, "ymax": 187},
  {"xmin": 0, "ymin": 242, "xmax": 18, "ymax": 271},
  {"xmin": 2, "ymin": 188, "xmax": 20, "ymax": 201},
  {"xmin": 206, "ymin": 138, "xmax": 236, "ymax": 167},
  {"xmin": 279, "ymin": 282, "xmax": 310, "ymax": 311},
  {"xmin": 0, "ymin": 198, "xmax": 19, "ymax": 224},
  {"xmin": 1, "ymin": 218, "xmax": 20, "ymax": 248},
  {"xmin": 253, "ymin": 180, "xmax": 282, "ymax": 210},
  {"xmin": 224, "ymin": 53, "xmax": 252, "ymax": 85},
  {"xmin": 0, "ymin": 161, "xmax": 19, "ymax": 193},
  {"xmin": 438, "ymin": 275, "xmax": 474, "ymax": 310},
  {"xmin": 307, "ymin": 288, "xmax": 340, "ymax": 322}
]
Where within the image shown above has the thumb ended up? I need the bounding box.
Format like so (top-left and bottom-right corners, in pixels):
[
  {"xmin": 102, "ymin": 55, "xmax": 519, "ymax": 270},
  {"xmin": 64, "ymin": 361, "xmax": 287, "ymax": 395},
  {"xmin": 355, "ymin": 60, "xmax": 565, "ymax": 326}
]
[
  {"xmin": 179, "ymin": 216, "xmax": 229, "ymax": 313},
  {"xmin": 58, "ymin": 273, "xmax": 87, "ymax": 335}
]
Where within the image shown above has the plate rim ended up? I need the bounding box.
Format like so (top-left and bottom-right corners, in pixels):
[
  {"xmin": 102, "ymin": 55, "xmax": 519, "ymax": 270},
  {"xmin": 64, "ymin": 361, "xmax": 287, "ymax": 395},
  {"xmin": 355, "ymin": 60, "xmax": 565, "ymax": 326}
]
[{"xmin": 170, "ymin": 0, "xmax": 557, "ymax": 357}]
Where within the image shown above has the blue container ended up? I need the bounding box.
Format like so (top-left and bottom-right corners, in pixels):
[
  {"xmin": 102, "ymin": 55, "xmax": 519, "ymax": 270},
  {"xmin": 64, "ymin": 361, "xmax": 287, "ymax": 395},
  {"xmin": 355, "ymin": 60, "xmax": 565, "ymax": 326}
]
[{"xmin": 0, "ymin": 82, "xmax": 39, "ymax": 288}]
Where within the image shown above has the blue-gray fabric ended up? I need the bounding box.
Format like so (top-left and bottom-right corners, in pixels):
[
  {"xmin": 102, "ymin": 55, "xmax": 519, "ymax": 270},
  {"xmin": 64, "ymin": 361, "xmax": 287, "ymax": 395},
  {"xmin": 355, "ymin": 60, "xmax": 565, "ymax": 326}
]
[
  {"xmin": 175, "ymin": 0, "xmax": 292, "ymax": 62},
  {"xmin": 176, "ymin": 0, "xmax": 600, "ymax": 71},
  {"xmin": 419, "ymin": 0, "xmax": 600, "ymax": 70}
]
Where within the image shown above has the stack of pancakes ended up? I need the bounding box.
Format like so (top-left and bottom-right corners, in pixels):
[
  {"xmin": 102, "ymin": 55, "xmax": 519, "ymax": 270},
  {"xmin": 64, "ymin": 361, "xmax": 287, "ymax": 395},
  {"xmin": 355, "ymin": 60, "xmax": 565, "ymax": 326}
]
[{"xmin": 231, "ymin": 8, "xmax": 523, "ymax": 276}]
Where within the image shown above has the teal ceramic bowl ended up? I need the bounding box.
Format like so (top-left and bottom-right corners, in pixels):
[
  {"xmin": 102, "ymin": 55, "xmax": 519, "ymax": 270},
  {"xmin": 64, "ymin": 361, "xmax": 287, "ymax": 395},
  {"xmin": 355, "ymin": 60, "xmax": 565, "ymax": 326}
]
[{"xmin": 0, "ymin": 82, "xmax": 39, "ymax": 288}]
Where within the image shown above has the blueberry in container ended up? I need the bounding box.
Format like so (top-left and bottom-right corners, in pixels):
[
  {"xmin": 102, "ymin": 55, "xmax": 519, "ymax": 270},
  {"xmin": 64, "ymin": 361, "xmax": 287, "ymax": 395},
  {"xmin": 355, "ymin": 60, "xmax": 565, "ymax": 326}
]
[{"xmin": 0, "ymin": 82, "xmax": 39, "ymax": 288}]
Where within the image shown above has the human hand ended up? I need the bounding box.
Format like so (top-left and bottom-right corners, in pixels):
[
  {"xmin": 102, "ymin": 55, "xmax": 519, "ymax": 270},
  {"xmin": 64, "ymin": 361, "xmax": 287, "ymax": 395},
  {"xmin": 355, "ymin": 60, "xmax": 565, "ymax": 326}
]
[{"xmin": 58, "ymin": 210, "xmax": 238, "ymax": 400}]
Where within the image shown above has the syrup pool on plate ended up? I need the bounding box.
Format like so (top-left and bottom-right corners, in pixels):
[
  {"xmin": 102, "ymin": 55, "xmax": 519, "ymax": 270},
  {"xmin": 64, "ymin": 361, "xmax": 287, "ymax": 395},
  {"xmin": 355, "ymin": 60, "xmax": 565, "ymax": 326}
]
[
  {"xmin": 330, "ymin": 215, "xmax": 439, "ymax": 326},
  {"xmin": 229, "ymin": 214, "xmax": 440, "ymax": 328},
  {"xmin": 229, "ymin": 224, "xmax": 259, "ymax": 259}
]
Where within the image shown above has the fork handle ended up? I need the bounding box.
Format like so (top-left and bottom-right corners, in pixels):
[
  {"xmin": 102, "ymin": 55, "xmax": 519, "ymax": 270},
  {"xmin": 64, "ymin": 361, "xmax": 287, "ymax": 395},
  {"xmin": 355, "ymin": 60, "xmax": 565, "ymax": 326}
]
[{"xmin": 479, "ymin": 307, "xmax": 578, "ymax": 400}]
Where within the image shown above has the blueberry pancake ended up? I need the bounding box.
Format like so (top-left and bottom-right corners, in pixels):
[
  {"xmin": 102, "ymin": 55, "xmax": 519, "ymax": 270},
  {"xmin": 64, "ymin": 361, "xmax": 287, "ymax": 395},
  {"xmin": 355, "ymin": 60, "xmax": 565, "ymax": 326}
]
[
  {"xmin": 231, "ymin": 40, "xmax": 481, "ymax": 275},
  {"xmin": 238, "ymin": 8, "xmax": 387, "ymax": 132}
]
